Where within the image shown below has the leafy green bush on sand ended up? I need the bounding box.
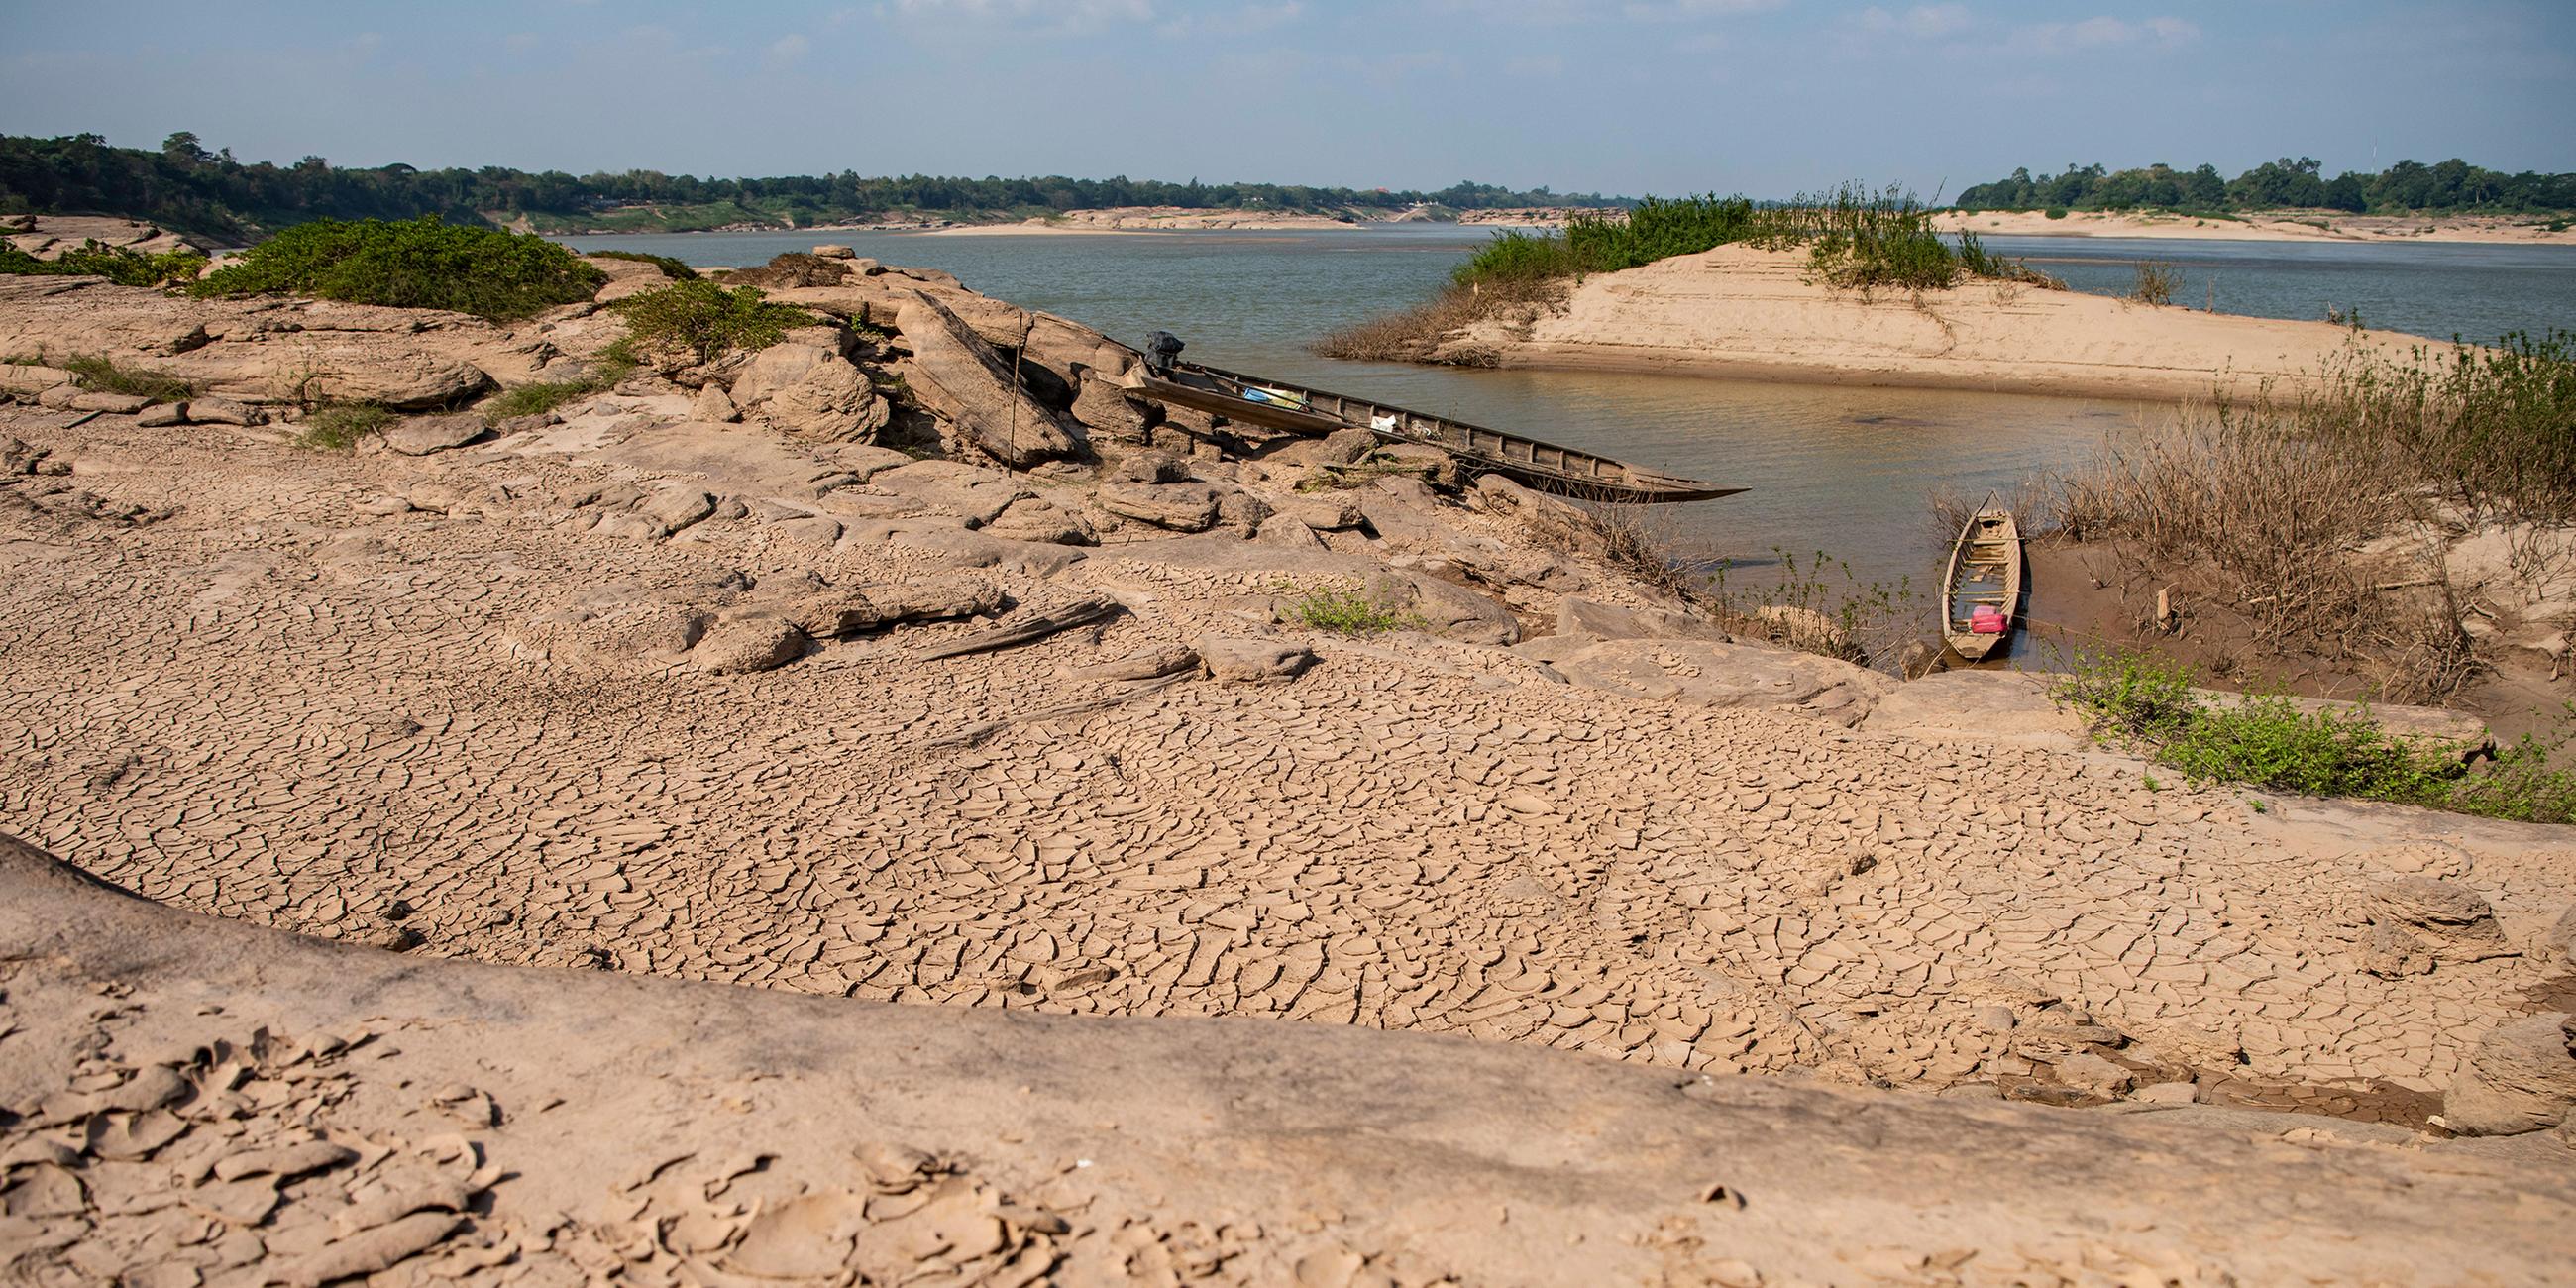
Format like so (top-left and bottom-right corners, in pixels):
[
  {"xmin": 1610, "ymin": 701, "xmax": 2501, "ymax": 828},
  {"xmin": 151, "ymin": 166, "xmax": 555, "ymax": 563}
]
[
  {"xmin": 2053, "ymin": 650, "xmax": 2576, "ymax": 823},
  {"xmin": 612, "ymin": 279, "xmax": 811, "ymax": 366},
  {"xmin": 0, "ymin": 239, "xmax": 207, "ymax": 286},
  {"xmin": 192, "ymin": 216, "xmax": 604, "ymax": 321}
]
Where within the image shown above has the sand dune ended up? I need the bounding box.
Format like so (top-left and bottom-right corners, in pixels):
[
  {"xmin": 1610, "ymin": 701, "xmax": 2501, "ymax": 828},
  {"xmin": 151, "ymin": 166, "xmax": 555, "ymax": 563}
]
[{"xmin": 1937, "ymin": 208, "xmax": 2576, "ymax": 247}]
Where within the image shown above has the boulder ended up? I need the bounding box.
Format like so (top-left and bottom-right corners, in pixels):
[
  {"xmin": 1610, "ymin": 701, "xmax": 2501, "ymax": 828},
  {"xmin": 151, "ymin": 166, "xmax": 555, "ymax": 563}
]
[
  {"xmin": 1199, "ymin": 635, "xmax": 1314, "ymax": 683},
  {"xmin": 1251, "ymin": 515, "xmax": 1326, "ymax": 550},
  {"xmin": 2369, "ymin": 877, "xmax": 2513, "ymax": 962},
  {"xmin": 185, "ymin": 396, "xmax": 257, "ymax": 426},
  {"xmin": 691, "ymin": 613, "xmax": 809, "ymax": 675},
  {"xmin": 811, "ymin": 245, "xmax": 856, "ymax": 259},
  {"xmin": 730, "ymin": 343, "xmax": 886, "ymax": 443},
  {"xmin": 382, "ymin": 414, "xmax": 488, "ymax": 456},
  {"xmin": 0, "ymin": 364, "xmax": 73, "ymax": 396},
  {"xmin": 784, "ymin": 580, "xmax": 1004, "ymax": 638},
  {"xmin": 1368, "ymin": 571, "xmax": 1520, "ymax": 646},
  {"xmin": 1551, "ymin": 638, "xmax": 1894, "ymax": 727},
  {"xmin": 2548, "ymin": 904, "xmax": 2576, "ymax": 966},
  {"xmin": 1274, "ymin": 494, "xmax": 1365, "ymax": 532},
  {"xmin": 694, "ymin": 382, "xmax": 741, "ymax": 424},
  {"xmin": 1096, "ymin": 481, "xmax": 1222, "ymax": 532},
  {"xmin": 1108, "ymin": 449, "xmax": 1188, "ymax": 484},
  {"xmin": 638, "ymin": 483, "xmax": 716, "ymax": 535},
  {"xmin": 136, "ymin": 402, "xmax": 188, "ymax": 428},
  {"xmin": 1556, "ymin": 596, "xmax": 1727, "ymax": 644},
  {"xmin": 1754, "ymin": 605, "xmax": 1851, "ymax": 655},
  {"xmin": 982, "ymin": 496, "xmax": 1097, "ymax": 546},
  {"xmin": 1317, "ymin": 426, "xmax": 1379, "ymax": 466},
  {"xmin": 1215, "ymin": 488, "xmax": 1273, "ymax": 532},
  {"xmin": 2442, "ymin": 1013, "xmax": 2576, "ymax": 1136},
  {"xmin": 894, "ymin": 292, "xmax": 1080, "ymax": 467},
  {"xmin": 1065, "ymin": 645, "xmax": 1201, "ymax": 682},
  {"xmin": 68, "ymin": 391, "xmax": 151, "ymax": 414}
]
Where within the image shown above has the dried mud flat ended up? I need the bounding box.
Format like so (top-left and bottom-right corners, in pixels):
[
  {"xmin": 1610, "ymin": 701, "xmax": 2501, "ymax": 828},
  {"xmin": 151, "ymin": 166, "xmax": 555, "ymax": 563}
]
[{"xmin": 4, "ymin": 265, "xmax": 2575, "ymax": 1284}]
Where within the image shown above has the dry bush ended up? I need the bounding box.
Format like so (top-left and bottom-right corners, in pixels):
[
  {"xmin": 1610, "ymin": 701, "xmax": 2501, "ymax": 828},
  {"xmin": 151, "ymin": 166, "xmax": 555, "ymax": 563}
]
[
  {"xmin": 1313, "ymin": 277, "xmax": 1564, "ymax": 364},
  {"xmin": 2128, "ymin": 261, "xmax": 2181, "ymax": 306},
  {"xmin": 2044, "ymin": 400, "xmax": 2479, "ymax": 704}
]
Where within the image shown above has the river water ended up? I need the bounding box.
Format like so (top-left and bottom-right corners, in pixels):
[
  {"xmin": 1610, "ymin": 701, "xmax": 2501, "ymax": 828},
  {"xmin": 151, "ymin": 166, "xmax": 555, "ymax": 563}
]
[{"xmin": 561, "ymin": 225, "xmax": 2576, "ymax": 661}]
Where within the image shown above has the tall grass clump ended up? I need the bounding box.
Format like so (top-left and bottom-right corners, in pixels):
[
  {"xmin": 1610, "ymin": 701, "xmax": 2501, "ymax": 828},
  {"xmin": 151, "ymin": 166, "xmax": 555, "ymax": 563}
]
[
  {"xmin": 193, "ymin": 216, "xmax": 605, "ymax": 321},
  {"xmin": 58, "ymin": 353, "xmax": 198, "ymax": 402},
  {"xmin": 2055, "ymin": 649, "xmax": 2576, "ymax": 823},
  {"xmin": 0, "ymin": 239, "xmax": 207, "ymax": 287}
]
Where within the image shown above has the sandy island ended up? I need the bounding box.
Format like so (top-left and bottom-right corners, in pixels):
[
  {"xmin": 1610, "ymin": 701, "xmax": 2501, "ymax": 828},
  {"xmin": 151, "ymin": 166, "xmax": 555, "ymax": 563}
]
[
  {"xmin": 1422, "ymin": 243, "xmax": 2442, "ymax": 401},
  {"xmin": 1937, "ymin": 208, "xmax": 2576, "ymax": 247}
]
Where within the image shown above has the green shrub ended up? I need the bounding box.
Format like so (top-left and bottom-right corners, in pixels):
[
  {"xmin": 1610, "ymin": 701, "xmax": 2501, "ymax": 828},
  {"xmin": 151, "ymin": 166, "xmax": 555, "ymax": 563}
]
[
  {"xmin": 586, "ymin": 249, "xmax": 698, "ymax": 280},
  {"xmin": 2044, "ymin": 207, "xmax": 2070, "ymax": 219},
  {"xmin": 297, "ymin": 402, "xmax": 394, "ymax": 451},
  {"xmin": 0, "ymin": 239, "xmax": 207, "ymax": 286},
  {"xmin": 2053, "ymin": 649, "xmax": 2576, "ymax": 822},
  {"xmin": 613, "ymin": 279, "xmax": 811, "ymax": 365},
  {"xmin": 59, "ymin": 353, "xmax": 197, "ymax": 402},
  {"xmin": 1279, "ymin": 582, "xmax": 1414, "ymax": 635},
  {"xmin": 478, "ymin": 351, "xmax": 637, "ymax": 424},
  {"xmin": 192, "ymin": 216, "xmax": 605, "ymax": 321}
]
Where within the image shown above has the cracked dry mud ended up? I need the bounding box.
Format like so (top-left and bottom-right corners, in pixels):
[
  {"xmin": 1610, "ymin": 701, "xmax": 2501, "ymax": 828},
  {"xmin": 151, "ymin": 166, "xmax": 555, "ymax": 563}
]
[{"xmin": 3, "ymin": 262, "xmax": 2574, "ymax": 1284}]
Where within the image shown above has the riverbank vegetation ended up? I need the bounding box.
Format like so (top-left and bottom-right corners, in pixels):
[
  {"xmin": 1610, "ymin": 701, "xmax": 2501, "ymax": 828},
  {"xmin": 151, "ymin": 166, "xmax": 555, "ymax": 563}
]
[
  {"xmin": 1957, "ymin": 158, "xmax": 2576, "ymax": 217},
  {"xmin": 191, "ymin": 216, "xmax": 605, "ymax": 321},
  {"xmin": 2055, "ymin": 650, "xmax": 2576, "ymax": 823},
  {"xmin": 0, "ymin": 238, "xmax": 207, "ymax": 286},
  {"xmin": 2047, "ymin": 330, "xmax": 2576, "ymax": 705},
  {"xmin": 1319, "ymin": 185, "xmax": 2058, "ymax": 362},
  {"xmin": 0, "ymin": 131, "xmax": 1625, "ymax": 241},
  {"xmin": 612, "ymin": 280, "xmax": 812, "ymax": 367}
]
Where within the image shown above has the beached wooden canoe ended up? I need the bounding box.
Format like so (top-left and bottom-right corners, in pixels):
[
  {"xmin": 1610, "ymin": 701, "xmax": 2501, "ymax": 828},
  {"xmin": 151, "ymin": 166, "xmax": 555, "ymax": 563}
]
[
  {"xmin": 1940, "ymin": 502, "xmax": 2023, "ymax": 661},
  {"xmin": 1124, "ymin": 358, "xmax": 1741, "ymax": 504}
]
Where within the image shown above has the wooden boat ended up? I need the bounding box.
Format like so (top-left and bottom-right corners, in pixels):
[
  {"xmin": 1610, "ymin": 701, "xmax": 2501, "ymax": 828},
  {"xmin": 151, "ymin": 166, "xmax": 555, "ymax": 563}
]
[
  {"xmin": 1940, "ymin": 500, "xmax": 2023, "ymax": 661},
  {"xmin": 1124, "ymin": 358, "xmax": 1741, "ymax": 504}
]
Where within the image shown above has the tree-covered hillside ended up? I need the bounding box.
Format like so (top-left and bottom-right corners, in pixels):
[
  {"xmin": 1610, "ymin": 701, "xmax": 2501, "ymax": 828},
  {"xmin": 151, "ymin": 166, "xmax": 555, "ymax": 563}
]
[
  {"xmin": 0, "ymin": 132, "xmax": 1631, "ymax": 241},
  {"xmin": 1955, "ymin": 158, "xmax": 2576, "ymax": 215}
]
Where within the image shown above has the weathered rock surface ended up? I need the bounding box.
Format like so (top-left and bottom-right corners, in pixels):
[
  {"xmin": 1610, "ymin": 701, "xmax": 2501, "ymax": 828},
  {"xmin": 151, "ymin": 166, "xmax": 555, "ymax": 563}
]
[
  {"xmin": 1552, "ymin": 637, "xmax": 1893, "ymax": 726},
  {"xmin": 1199, "ymin": 634, "xmax": 1315, "ymax": 682},
  {"xmin": 893, "ymin": 291, "xmax": 1079, "ymax": 467},
  {"xmin": 1097, "ymin": 480, "xmax": 1222, "ymax": 531},
  {"xmin": 381, "ymin": 413, "xmax": 487, "ymax": 456},
  {"xmin": 729, "ymin": 341, "xmax": 887, "ymax": 442},
  {"xmin": 2443, "ymin": 1013, "xmax": 2576, "ymax": 1135}
]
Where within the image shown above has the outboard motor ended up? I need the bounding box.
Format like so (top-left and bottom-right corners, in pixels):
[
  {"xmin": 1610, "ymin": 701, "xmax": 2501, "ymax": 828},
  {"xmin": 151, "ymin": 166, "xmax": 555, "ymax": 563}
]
[{"xmin": 1144, "ymin": 330, "xmax": 1185, "ymax": 376}]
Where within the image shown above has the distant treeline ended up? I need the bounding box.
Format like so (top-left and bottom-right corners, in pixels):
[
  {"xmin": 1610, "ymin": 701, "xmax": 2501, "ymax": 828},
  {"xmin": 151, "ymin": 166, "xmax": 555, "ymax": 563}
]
[
  {"xmin": 0, "ymin": 132, "xmax": 1630, "ymax": 241},
  {"xmin": 1956, "ymin": 158, "xmax": 2576, "ymax": 215}
]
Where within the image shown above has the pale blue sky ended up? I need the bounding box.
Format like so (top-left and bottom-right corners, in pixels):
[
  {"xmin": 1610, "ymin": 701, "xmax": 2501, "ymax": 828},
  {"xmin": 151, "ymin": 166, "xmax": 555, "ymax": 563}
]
[{"xmin": 4, "ymin": 1, "xmax": 2569, "ymax": 197}]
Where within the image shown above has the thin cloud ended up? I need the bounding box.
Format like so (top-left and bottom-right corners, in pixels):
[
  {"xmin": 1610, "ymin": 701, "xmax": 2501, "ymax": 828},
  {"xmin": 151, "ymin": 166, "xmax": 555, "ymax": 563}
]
[
  {"xmin": 1858, "ymin": 4, "xmax": 1972, "ymax": 39},
  {"xmin": 892, "ymin": 0, "xmax": 1156, "ymax": 33},
  {"xmin": 767, "ymin": 33, "xmax": 812, "ymax": 64},
  {"xmin": 2013, "ymin": 14, "xmax": 2200, "ymax": 55}
]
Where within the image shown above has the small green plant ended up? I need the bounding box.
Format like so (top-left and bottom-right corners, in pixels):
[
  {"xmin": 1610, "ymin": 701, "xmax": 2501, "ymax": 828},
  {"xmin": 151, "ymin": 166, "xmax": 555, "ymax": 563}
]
[
  {"xmin": 2052, "ymin": 649, "xmax": 2576, "ymax": 823},
  {"xmin": 296, "ymin": 402, "xmax": 394, "ymax": 451},
  {"xmin": 2325, "ymin": 303, "xmax": 2366, "ymax": 329},
  {"xmin": 585, "ymin": 249, "xmax": 698, "ymax": 280},
  {"xmin": 2248, "ymin": 798, "xmax": 2270, "ymax": 813},
  {"xmin": 2128, "ymin": 261, "xmax": 2181, "ymax": 306},
  {"xmin": 2142, "ymin": 774, "xmax": 2162, "ymax": 792},
  {"xmin": 0, "ymin": 239, "xmax": 207, "ymax": 286},
  {"xmin": 58, "ymin": 353, "xmax": 197, "ymax": 403},
  {"xmin": 193, "ymin": 216, "xmax": 605, "ymax": 321},
  {"xmin": 2043, "ymin": 207, "xmax": 2070, "ymax": 220},
  {"xmin": 613, "ymin": 279, "xmax": 811, "ymax": 366},
  {"xmin": 1278, "ymin": 581, "xmax": 1414, "ymax": 635},
  {"xmin": 478, "ymin": 351, "xmax": 637, "ymax": 424}
]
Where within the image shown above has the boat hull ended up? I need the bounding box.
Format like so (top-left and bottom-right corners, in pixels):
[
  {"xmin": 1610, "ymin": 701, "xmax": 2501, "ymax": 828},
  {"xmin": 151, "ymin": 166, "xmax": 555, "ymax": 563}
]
[{"xmin": 1941, "ymin": 508, "xmax": 2024, "ymax": 660}]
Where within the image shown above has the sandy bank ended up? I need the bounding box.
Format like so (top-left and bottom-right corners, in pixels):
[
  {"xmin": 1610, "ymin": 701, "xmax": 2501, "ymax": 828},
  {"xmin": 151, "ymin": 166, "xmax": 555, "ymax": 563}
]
[
  {"xmin": 1937, "ymin": 208, "xmax": 2576, "ymax": 247},
  {"xmin": 1444, "ymin": 244, "xmax": 2439, "ymax": 401}
]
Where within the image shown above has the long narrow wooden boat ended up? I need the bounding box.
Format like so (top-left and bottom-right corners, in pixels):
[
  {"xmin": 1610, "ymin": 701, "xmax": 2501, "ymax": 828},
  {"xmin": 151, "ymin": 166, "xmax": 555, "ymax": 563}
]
[
  {"xmin": 1940, "ymin": 501, "xmax": 2023, "ymax": 661},
  {"xmin": 1123, "ymin": 358, "xmax": 1741, "ymax": 504}
]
